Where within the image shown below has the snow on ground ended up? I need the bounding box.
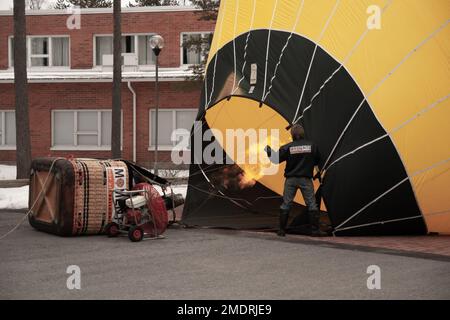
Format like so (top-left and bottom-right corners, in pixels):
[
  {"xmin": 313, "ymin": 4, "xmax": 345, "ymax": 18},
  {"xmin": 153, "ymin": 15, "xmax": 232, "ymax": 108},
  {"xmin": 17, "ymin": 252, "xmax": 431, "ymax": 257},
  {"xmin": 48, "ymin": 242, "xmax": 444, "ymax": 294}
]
[
  {"xmin": 0, "ymin": 165, "xmax": 16, "ymax": 180},
  {"xmin": 0, "ymin": 165, "xmax": 190, "ymax": 180},
  {"xmin": 0, "ymin": 165, "xmax": 28, "ymax": 210},
  {"xmin": 150, "ymin": 169, "xmax": 189, "ymax": 178},
  {"xmin": 0, "ymin": 165, "xmax": 187, "ymax": 210},
  {"xmin": 153, "ymin": 184, "xmax": 188, "ymax": 198},
  {"xmin": 0, "ymin": 184, "xmax": 187, "ymax": 211},
  {"xmin": 0, "ymin": 186, "xmax": 29, "ymax": 210}
]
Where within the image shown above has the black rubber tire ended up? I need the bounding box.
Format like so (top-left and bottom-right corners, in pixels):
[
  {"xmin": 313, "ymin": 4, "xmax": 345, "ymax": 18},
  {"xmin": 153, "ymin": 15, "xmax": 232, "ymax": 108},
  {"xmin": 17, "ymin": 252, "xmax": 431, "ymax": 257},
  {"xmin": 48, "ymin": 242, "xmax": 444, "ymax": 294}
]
[
  {"xmin": 105, "ymin": 222, "xmax": 120, "ymax": 237},
  {"xmin": 128, "ymin": 226, "xmax": 144, "ymax": 242}
]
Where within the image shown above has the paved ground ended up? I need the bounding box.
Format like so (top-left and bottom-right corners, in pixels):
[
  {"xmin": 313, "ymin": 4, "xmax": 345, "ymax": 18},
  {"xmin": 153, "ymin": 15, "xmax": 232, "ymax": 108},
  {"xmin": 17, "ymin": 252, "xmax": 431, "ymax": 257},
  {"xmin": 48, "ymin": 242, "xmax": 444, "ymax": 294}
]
[
  {"xmin": 0, "ymin": 211, "xmax": 449, "ymax": 299},
  {"xmin": 262, "ymin": 232, "xmax": 450, "ymax": 257}
]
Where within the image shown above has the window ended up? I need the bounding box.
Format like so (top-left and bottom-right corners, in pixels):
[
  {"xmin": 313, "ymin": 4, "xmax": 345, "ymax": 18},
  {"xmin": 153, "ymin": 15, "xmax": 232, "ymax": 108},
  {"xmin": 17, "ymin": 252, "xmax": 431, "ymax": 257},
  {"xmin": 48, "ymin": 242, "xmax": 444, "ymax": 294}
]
[
  {"xmin": 95, "ymin": 34, "xmax": 156, "ymax": 66},
  {"xmin": 30, "ymin": 37, "xmax": 49, "ymax": 67},
  {"xmin": 0, "ymin": 111, "xmax": 16, "ymax": 149},
  {"xmin": 52, "ymin": 110, "xmax": 121, "ymax": 150},
  {"xmin": 9, "ymin": 36, "xmax": 69, "ymax": 68},
  {"xmin": 181, "ymin": 32, "xmax": 212, "ymax": 65},
  {"xmin": 149, "ymin": 109, "xmax": 197, "ymax": 149}
]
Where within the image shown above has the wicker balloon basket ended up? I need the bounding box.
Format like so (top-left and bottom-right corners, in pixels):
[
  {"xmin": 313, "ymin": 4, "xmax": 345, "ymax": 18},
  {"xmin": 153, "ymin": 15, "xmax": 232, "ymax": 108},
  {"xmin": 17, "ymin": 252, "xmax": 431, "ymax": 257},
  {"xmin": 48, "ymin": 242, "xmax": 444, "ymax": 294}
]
[{"xmin": 28, "ymin": 158, "xmax": 129, "ymax": 236}]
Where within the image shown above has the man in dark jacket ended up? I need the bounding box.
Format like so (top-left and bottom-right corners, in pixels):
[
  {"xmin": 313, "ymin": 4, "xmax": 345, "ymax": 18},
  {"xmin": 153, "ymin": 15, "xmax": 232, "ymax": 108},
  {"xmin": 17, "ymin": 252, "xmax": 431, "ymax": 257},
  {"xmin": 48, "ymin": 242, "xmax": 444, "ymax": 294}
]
[{"xmin": 265, "ymin": 124, "xmax": 326, "ymax": 237}]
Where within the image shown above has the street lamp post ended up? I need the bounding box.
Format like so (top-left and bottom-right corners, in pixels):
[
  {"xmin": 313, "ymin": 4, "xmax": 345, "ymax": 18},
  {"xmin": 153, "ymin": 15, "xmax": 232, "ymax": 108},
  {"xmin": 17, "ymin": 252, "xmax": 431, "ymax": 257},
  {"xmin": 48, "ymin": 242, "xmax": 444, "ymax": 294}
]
[{"xmin": 149, "ymin": 35, "xmax": 164, "ymax": 176}]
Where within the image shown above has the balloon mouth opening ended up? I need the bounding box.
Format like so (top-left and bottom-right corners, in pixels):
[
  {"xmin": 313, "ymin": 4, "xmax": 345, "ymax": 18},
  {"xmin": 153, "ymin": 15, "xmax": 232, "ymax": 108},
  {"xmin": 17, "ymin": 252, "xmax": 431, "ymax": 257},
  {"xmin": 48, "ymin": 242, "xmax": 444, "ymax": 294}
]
[{"xmin": 204, "ymin": 96, "xmax": 291, "ymax": 190}]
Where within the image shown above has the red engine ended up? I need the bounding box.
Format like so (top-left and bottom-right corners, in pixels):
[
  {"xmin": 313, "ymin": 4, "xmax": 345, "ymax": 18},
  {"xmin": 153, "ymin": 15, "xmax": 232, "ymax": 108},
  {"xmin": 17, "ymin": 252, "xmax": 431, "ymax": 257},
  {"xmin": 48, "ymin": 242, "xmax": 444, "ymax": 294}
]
[
  {"xmin": 125, "ymin": 209, "xmax": 143, "ymax": 225},
  {"xmin": 133, "ymin": 183, "xmax": 169, "ymax": 237},
  {"xmin": 107, "ymin": 181, "xmax": 183, "ymax": 242}
]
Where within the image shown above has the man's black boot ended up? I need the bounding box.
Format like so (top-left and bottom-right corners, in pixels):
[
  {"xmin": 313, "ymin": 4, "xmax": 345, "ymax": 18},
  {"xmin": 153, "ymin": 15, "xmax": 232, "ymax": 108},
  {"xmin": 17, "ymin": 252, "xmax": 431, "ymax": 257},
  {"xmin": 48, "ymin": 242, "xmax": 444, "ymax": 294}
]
[
  {"xmin": 278, "ymin": 209, "xmax": 289, "ymax": 237},
  {"xmin": 308, "ymin": 210, "xmax": 327, "ymax": 237}
]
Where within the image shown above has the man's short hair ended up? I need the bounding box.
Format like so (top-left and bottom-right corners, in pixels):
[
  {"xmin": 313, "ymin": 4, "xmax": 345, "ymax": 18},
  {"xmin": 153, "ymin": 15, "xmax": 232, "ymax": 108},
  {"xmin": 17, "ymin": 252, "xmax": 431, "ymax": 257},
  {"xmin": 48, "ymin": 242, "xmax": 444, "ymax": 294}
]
[{"xmin": 291, "ymin": 124, "xmax": 305, "ymax": 140}]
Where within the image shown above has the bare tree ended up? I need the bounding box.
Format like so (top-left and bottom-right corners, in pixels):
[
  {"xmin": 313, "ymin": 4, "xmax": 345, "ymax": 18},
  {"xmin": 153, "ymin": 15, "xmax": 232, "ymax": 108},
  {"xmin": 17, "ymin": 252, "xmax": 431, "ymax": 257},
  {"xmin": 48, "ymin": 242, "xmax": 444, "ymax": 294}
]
[
  {"xmin": 183, "ymin": 0, "xmax": 218, "ymax": 81},
  {"xmin": 53, "ymin": 0, "xmax": 112, "ymax": 9},
  {"xmin": 129, "ymin": 0, "xmax": 179, "ymax": 6},
  {"xmin": 26, "ymin": 0, "xmax": 47, "ymax": 9},
  {"xmin": 111, "ymin": 0, "xmax": 121, "ymax": 159},
  {"xmin": 192, "ymin": 0, "xmax": 219, "ymax": 21},
  {"xmin": 53, "ymin": 0, "xmax": 70, "ymax": 8},
  {"xmin": 13, "ymin": 0, "xmax": 32, "ymax": 179}
]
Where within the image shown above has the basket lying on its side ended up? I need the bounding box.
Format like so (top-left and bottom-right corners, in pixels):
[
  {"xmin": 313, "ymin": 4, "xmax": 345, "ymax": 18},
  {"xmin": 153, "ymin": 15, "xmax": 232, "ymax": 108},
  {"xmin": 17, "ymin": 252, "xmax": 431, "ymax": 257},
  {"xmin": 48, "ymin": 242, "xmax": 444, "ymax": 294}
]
[{"xmin": 28, "ymin": 158, "xmax": 129, "ymax": 236}]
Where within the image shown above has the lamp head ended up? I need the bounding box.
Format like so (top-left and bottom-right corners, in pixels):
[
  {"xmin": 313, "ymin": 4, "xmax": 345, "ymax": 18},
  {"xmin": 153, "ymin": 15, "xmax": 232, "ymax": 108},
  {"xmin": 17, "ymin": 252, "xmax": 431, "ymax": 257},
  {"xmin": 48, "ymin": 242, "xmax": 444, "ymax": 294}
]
[{"xmin": 149, "ymin": 35, "xmax": 164, "ymax": 56}]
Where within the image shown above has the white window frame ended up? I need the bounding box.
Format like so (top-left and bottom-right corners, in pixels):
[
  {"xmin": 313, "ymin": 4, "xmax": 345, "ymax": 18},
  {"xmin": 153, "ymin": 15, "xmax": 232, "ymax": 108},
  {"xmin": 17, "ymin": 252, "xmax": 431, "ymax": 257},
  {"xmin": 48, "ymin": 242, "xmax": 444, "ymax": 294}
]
[
  {"xmin": 93, "ymin": 33, "xmax": 156, "ymax": 69},
  {"xmin": 8, "ymin": 36, "xmax": 14, "ymax": 69},
  {"xmin": 0, "ymin": 110, "xmax": 16, "ymax": 150},
  {"xmin": 8, "ymin": 35, "xmax": 71, "ymax": 70},
  {"xmin": 180, "ymin": 31, "xmax": 213, "ymax": 67},
  {"xmin": 51, "ymin": 109, "xmax": 122, "ymax": 151},
  {"xmin": 148, "ymin": 108, "xmax": 197, "ymax": 151}
]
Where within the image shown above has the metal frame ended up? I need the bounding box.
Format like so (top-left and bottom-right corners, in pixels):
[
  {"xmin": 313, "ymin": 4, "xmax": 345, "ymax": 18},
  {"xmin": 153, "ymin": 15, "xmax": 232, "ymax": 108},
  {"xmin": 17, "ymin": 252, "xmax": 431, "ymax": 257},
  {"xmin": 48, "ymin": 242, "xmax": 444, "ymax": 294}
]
[{"xmin": 112, "ymin": 189, "xmax": 163, "ymax": 240}]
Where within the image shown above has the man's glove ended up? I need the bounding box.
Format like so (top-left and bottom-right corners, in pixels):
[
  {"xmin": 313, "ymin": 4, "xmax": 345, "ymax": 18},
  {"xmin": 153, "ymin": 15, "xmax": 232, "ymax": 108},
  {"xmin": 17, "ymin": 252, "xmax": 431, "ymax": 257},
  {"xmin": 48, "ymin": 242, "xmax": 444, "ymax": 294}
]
[{"xmin": 264, "ymin": 145, "xmax": 272, "ymax": 157}]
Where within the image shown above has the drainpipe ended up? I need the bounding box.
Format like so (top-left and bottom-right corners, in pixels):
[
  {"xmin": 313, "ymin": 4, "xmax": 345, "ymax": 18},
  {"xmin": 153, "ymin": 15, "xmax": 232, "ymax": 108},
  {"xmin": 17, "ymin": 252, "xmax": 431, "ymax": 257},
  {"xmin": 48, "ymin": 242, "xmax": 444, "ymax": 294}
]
[{"xmin": 127, "ymin": 81, "xmax": 137, "ymax": 163}]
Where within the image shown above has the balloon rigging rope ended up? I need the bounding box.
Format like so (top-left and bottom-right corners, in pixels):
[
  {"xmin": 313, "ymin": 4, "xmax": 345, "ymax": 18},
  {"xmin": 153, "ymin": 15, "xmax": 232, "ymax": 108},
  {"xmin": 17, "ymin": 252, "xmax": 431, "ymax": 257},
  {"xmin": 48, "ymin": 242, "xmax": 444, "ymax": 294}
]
[
  {"xmin": 232, "ymin": 0, "xmax": 257, "ymax": 96},
  {"xmin": 194, "ymin": 2, "xmax": 449, "ymax": 223},
  {"xmin": 324, "ymin": 93, "xmax": 450, "ymax": 173},
  {"xmin": 188, "ymin": 184, "xmax": 253, "ymax": 207},
  {"xmin": 291, "ymin": 0, "xmax": 341, "ymax": 123},
  {"xmin": 188, "ymin": 184, "xmax": 283, "ymax": 209},
  {"xmin": 320, "ymin": 19, "xmax": 450, "ymax": 175},
  {"xmin": 231, "ymin": 0, "xmax": 240, "ymax": 94},
  {"xmin": 0, "ymin": 158, "xmax": 64, "ymax": 241},
  {"xmin": 263, "ymin": 0, "xmax": 305, "ymax": 102},
  {"xmin": 261, "ymin": 0, "xmax": 280, "ymax": 101},
  {"xmin": 191, "ymin": 112, "xmax": 250, "ymax": 212},
  {"xmin": 207, "ymin": 54, "xmax": 219, "ymax": 108},
  {"xmin": 257, "ymin": 0, "xmax": 392, "ymax": 132},
  {"xmin": 292, "ymin": 0, "xmax": 393, "ymax": 126},
  {"xmin": 206, "ymin": 0, "xmax": 228, "ymax": 108},
  {"xmin": 334, "ymin": 156, "xmax": 450, "ymax": 232},
  {"xmin": 333, "ymin": 215, "xmax": 423, "ymax": 235}
]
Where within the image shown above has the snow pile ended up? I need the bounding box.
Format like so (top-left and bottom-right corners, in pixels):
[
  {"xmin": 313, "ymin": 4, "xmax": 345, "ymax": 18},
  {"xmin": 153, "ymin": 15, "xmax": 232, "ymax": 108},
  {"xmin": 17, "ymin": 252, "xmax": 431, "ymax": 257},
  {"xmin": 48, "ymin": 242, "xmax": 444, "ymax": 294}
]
[
  {"xmin": 0, "ymin": 186, "xmax": 29, "ymax": 210},
  {"xmin": 151, "ymin": 169, "xmax": 189, "ymax": 178},
  {"xmin": 168, "ymin": 185, "xmax": 188, "ymax": 198},
  {"xmin": 0, "ymin": 185, "xmax": 187, "ymax": 211},
  {"xmin": 0, "ymin": 165, "xmax": 16, "ymax": 180},
  {"xmin": 0, "ymin": 165, "xmax": 187, "ymax": 210},
  {"xmin": 0, "ymin": 165, "xmax": 28, "ymax": 210},
  {"xmin": 153, "ymin": 184, "xmax": 188, "ymax": 198}
]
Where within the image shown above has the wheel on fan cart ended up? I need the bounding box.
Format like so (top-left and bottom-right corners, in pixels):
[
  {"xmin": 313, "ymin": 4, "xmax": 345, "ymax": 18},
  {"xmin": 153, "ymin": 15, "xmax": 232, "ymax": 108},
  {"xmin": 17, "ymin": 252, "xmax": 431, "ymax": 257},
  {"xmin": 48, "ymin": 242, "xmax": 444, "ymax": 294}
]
[
  {"xmin": 105, "ymin": 222, "xmax": 120, "ymax": 237},
  {"xmin": 128, "ymin": 226, "xmax": 144, "ymax": 242}
]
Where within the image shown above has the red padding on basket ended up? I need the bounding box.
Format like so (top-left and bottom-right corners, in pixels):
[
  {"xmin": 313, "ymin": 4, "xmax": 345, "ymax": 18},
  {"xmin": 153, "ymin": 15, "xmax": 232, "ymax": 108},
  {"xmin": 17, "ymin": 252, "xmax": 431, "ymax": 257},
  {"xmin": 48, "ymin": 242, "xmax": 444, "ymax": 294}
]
[{"xmin": 133, "ymin": 183, "xmax": 168, "ymax": 236}]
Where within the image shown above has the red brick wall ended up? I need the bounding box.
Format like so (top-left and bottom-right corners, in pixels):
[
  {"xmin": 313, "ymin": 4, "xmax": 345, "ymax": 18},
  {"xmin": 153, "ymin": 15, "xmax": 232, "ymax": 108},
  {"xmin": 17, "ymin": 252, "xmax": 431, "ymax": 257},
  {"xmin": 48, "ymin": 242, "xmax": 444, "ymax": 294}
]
[
  {"xmin": 0, "ymin": 81, "xmax": 202, "ymax": 167},
  {"xmin": 0, "ymin": 10, "xmax": 214, "ymax": 69},
  {"xmin": 0, "ymin": 9, "xmax": 213, "ymax": 167}
]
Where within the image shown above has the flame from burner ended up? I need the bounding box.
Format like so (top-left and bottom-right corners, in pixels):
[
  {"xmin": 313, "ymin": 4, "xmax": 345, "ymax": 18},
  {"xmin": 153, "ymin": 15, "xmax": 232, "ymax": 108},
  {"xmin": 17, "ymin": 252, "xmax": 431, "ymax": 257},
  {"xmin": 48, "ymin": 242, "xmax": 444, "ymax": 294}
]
[
  {"xmin": 238, "ymin": 135, "xmax": 283, "ymax": 188},
  {"xmin": 211, "ymin": 135, "xmax": 285, "ymax": 190}
]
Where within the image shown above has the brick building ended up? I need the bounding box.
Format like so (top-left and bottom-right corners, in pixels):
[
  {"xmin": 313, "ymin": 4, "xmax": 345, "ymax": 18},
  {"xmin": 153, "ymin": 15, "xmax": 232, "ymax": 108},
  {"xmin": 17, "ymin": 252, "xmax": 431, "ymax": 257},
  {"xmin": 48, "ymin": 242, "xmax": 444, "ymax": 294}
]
[{"xmin": 0, "ymin": 6, "xmax": 214, "ymax": 168}]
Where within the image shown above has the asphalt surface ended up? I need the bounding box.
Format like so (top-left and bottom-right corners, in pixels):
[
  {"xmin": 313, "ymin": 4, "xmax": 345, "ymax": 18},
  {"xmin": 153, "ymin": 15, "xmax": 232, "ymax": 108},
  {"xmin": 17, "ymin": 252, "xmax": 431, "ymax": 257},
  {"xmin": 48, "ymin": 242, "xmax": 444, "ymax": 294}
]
[{"xmin": 0, "ymin": 211, "xmax": 449, "ymax": 299}]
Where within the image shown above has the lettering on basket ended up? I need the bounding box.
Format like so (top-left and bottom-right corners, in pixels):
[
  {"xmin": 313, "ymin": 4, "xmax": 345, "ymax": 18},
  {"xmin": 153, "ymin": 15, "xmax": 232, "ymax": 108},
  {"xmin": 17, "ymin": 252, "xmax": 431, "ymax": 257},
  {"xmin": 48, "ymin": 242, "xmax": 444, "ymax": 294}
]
[{"xmin": 112, "ymin": 167, "xmax": 127, "ymax": 190}]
